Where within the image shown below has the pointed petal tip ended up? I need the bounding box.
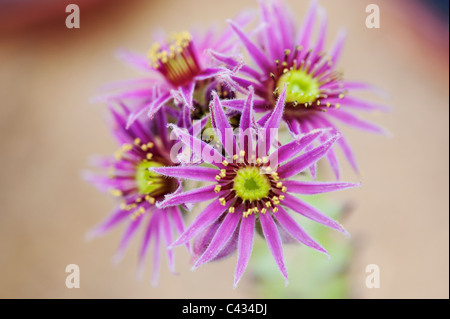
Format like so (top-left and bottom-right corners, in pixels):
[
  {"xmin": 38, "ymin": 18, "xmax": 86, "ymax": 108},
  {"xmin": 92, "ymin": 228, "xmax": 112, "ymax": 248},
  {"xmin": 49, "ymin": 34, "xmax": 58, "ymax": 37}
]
[
  {"xmin": 84, "ymin": 229, "xmax": 99, "ymax": 242},
  {"xmin": 111, "ymin": 251, "xmax": 124, "ymax": 266},
  {"xmin": 136, "ymin": 265, "xmax": 145, "ymax": 282}
]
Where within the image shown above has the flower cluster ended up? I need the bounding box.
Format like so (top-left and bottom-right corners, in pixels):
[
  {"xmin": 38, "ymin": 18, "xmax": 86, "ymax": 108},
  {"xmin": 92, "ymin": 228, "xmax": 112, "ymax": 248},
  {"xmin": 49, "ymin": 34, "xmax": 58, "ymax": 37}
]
[{"xmin": 86, "ymin": 0, "xmax": 387, "ymax": 286}]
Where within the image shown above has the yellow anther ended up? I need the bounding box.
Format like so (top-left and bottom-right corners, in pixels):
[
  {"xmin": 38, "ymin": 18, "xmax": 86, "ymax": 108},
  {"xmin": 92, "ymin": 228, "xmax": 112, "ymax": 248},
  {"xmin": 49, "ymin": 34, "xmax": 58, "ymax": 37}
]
[
  {"xmin": 220, "ymin": 169, "xmax": 227, "ymax": 178},
  {"xmin": 233, "ymin": 154, "xmax": 239, "ymax": 161},
  {"xmin": 281, "ymin": 186, "xmax": 287, "ymax": 193},
  {"xmin": 134, "ymin": 138, "xmax": 141, "ymax": 146},
  {"xmin": 222, "ymin": 160, "xmax": 229, "ymax": 166},
  {"xmin": 110, "ymin": 189, "xmax": 123, "ymax": 197},
  {"xmin": 229, "ymin": 207, "xmax": 235, "ymax": 213},
  {"xmin": 147, "ymin": 142, "xmax": 154, "ymax": 148},
  {"xmin": 276, "ymin": 182, "xmax": 283, "ymax": 188},
  {"xmin": 141, "ymin": 144, "xmax": 148, "ymax": 151},
  {"xmin": 279, "ymin": 195, "xmax": 285, "ymax": 200},
  {"xmin": 273, "ymin": 207, "xmax": 279, "ymax": 213},
  {"xmin": 136, "ymin": 197, "xmax": 142, "ymax": 203},
  {"xmin": 262, "ymin": 157, "xmax": 269, "ymax": 164},
  {"xmin": 326, "ymin": 103, "xmax": 331, "ymax": 108},
  {"xmin": 265, "ymin": 201, "xmax": 272, "ymax": 208},
  {"xmin": 146, "ymin": 153, "xmax": 153, "ymax": 160},
  {"xmin": 261, "ymin": 208, "xmax": 267, "ymax": 215},
  {"xmin": 215, "ymin": 175, "xmax": 221, "ymax": 181},
  {"xmin": 148, "ymin": 197, "xmax": 155, "ymax": 204},
  {"xmin": 219, "ymin": 197, "xmax": 227, "ymax": 206},
  {"xmin": 336, "ymin": 103, "xmax": 341, "ymax": 109},
  {"xmin": 123, "ymin": 144, "xmax": 133, "ymax": 151},
  {"xmin": 239, "ymin": 150, "xmax": 246, "ymax": 157},
  {"xmin": 214, "ymin": 185, "xmax": 222, "ymax": 193},
  {"xmin": 339, "ymin": 94, "xmax": 345, "ymax": 99}
]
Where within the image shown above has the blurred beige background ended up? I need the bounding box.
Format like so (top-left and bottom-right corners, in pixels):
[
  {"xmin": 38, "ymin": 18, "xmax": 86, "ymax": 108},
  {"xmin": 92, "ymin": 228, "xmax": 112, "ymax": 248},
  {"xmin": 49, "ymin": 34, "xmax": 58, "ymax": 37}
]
[{"xmin": 0, "ymin": 0, "xmax": 448, "ymax": 298}]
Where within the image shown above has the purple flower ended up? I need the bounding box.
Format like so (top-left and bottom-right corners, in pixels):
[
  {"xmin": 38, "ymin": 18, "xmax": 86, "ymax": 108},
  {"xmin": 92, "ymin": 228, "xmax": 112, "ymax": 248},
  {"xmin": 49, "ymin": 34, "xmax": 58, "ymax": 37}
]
[
  {"xmin": 85, "ymin": 104, "xmax": 188, "ymax": 285},
  {"xmin": 153, "ymin": 89, "xmax": 359, "ymax": 287},
  {"xmin": 96, "ymin": 13, "xmax": 253, "ymax": 129},
  {"xmin": 215, "ymin": 0, "xmax": 389, "ymax": 178}
]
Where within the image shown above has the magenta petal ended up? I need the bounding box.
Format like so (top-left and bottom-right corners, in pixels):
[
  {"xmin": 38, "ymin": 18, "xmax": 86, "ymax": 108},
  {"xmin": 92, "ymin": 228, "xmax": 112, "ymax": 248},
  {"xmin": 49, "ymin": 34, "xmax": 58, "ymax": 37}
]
[
  {"xmin": 327, "ymin": 109, "xmax": 388, "ymax": 135},
  {"xmin": 160, "ymin": 209, "xmax": 176, "ymax": 273},
  {"xmin": 337, "ymin": 133, "xmax": 359, "ymax": 174},
  {"xmin": 240, "ymin": 88, "xmax": 255, "ymax": 131},
  {"xmin": 277, "ymin": 133, "xmax": 340, "ymax": 179},
  {"xmin": 264, "ymin": 85, "xmax": 286, "ymax": 130},
  {"xmin": 283, "ymin": 180, "xmax": 360, "ymax": 195},
  {"xmin": 259, "ymin": 211, "xmax": 288, "ymax": 285},
  {"xmin": 193, "ymin": 211, "xmax": 241, "ymax": 269},
  {"xmin": 174, "ymin": 82, "xmax": 196, "ymax": 109},
  {"xmin": 193, "ymin": 216, "xmax": 222, "ymax": 259},
  {"xmin": 231, "ymin": 76, "xmax": 268, "ymax": 95},
  {"xmin": 86, "ymin": 209, "xmax": 130, "ymax": 239},
  {"xmin": 315, "ymin": 116, "xmax": 360, "ymax": 174},
  {"xmin": 274, "ymin": 206, "xmax": 328, "ymax": 256},
  {"xmin": 272, "ymin": 0, "xmax": 295, "ymax": 54},
  {"xmin": 234, "ymin": 213, "xmax": 255, "ymax": 288},
  {"xmin": 152, "ymin": 166, "xmax": 218, "ymax": 182},
  {"xmin": 151, "ymin": 217, "xmax": 161, "ymax": 286},
  {"xmin": 228, "ymin": 20, "xmax": 273, "ymax": 72},
  {"xmin": 126, "ymin": 101, "xmax": 152, "ymax": 129},
  {"xmin": 309, "ymin": 117, "xmax": 340, "ymax": 179},
  {"xmin": 326, "ymin": 96, "xmax": 391, "ymax": 112},
  {"xmin": 169, "ymin": 206, "xmax": 191, "ymax": 254},
  {"xmin": 311, "ymin": 8, "xmax": 328, "ymax": 60},
  {"xmin": 112, "ymin": 216, "xmax": 143, "ymax": 263},
  {"xmin": 170, "ymin": 199, "xmax": 230, "ymax": 248},
  {"xmin": 343, "ymin": 81, "xmax": 390, "ymax": 99},
  {"xmin": 282, "ymin": 194, "xmax": 349, "ymax": 236},
  {"xmin": 137, "ymin": 212, "xmax": 158, "ymax": 280},
  {"xmin": 210, "ymin": 91, "xmax": 237, "ymax": 157},
  {"xmin": 116, "ymin": 49, "xmax": 154, "ymax": 72},
  {"xmin": 194, "ymin": 67, "xmax": 230, "ymax": 81},
  {"xmin": 268, "ymin": 128, "xmax": 325, "ymax": 165},
  {"xmin": 329, "ymin": 29, "xmax": 347, "ymax": 65},
  {"xmin": 147, "ymin": 92, "xmax": 172, "ymax": 119},
  {"xmin": 259, "ymin": 0, "xmax": 281, "ymax": 61},
  {"xmin": 210, "ymin": 226, "xmax": 239, "ymax": 262},
  {"xmin": 169, "ymin": 124, "xmax": 225, "ymax": 167},
  {"xmin": 208, "ymin": 50, "xmax": 262, "ymax": 79},
  {"xmin": 158, "ymin": 185, "xmax": 219, "ymax": 208},
  {"xmin": 296, "ymin": 0, "xmax": 318, "ymax": 52}
]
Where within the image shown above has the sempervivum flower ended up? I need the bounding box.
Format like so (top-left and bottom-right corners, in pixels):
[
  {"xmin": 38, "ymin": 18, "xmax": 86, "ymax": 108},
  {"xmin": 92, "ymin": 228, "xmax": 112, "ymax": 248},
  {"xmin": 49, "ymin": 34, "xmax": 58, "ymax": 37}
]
[
  {"xmin": 85, "ymin": 105, "xmax": 187, "ymax": 285},
  {"xmin": 152, "ymin": 89, "xmax": 359, "ymax": 286},
  {"xmin": 96, "ymin": 12, "xmax": 253, "ymax": 129},
  {"xmin": 213, "ymin": 0, "xmax": 389, "ymax": 178}
]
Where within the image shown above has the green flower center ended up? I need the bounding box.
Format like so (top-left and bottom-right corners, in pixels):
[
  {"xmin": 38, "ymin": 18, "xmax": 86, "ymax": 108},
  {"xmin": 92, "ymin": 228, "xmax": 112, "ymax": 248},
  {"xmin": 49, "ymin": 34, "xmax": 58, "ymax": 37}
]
[
  {"xmin": 276, "ymin": 69, "xmax": 320, "ymax": 104},
  {"xmin": 136, "ymin": 161, "xmax": 165, "ymax": 195},
  {"xmin": 233, "ymin": 166, "xmax": 271, "ymax": 202}
]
